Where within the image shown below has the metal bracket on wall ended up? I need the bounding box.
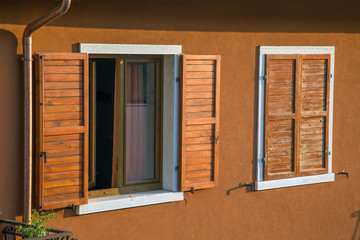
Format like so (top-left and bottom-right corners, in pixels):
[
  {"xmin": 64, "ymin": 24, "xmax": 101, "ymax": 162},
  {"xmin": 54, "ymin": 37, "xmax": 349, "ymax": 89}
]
[
  {"xmin": 21, "ymin": 57, "xmax": 34, "ymax": 62},
  {"xmin": 335, "ymin": 170, "xmax": 349, "ymax": 178},
  {"xmin": 226, "ymin": 181, "xmax": 254, "ymax": 195},
  {"xmin": 243, "ymin": 182, "xmax": 254, "ymax": 191}
]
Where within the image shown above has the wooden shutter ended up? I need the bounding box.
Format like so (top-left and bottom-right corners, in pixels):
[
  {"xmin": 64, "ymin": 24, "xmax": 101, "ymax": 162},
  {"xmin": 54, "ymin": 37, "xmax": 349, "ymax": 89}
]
[
  {"xmin": 264, "ymin": 55, "xmax": 298, "ymax": 180},
  {"xmin": 264, "ymin": 54, "xmax": 330, "ymax": 180},
  {"xmin": 298, "ymin": 54, "xmax": 330, "ymax": 175},
  {"xmin": 36, "ymin": 53, "xmax": 88, "ymax": 209},
  {"xmin": 180, "ymin": 55, "xmax": 220, "ymax": 191}
]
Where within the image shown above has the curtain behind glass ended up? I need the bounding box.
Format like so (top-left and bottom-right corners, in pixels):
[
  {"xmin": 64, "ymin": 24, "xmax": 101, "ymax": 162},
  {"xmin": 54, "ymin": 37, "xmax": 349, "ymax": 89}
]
[{"xmin": 125, "ymin": 62, "xmax": 156, "ymax": 182}]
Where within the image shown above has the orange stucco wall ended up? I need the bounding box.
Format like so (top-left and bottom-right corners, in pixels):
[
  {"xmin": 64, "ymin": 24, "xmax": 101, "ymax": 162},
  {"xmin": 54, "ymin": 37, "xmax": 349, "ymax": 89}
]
[{"xmin": 0, "ymin": 1, "xmax": 360, "ymax": 239}]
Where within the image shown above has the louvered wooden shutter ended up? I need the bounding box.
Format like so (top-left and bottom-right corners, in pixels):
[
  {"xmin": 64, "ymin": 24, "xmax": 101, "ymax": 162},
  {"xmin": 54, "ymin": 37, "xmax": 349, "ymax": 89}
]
[
  {"xmin": 298, "ymin": 54, "xmax": 330, "ymax": 175},
  {"xmin": 264, "ymin": 54, "xmax": 330, "ymax": 180},
  {"xmin": 264, "ymin": 55, "xmax": 298, "ymax": 180},
  {"xmin": 36, "ymin": 53, "xmax": 88, "ymax": 209},
  {"xmin": 180, "ymin": 55, "xmax": 220, "ymax": 191}
]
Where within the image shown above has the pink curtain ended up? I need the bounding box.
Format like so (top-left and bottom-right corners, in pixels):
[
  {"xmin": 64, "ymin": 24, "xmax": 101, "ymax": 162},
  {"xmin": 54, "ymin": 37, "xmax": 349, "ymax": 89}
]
[{"xmin": 125, "ymin": 63, "xmax": 147, "ymax": 182}]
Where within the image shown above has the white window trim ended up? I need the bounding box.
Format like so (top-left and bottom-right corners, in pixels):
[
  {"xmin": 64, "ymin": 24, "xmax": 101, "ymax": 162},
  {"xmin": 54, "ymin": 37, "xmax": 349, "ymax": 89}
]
[
  {"xmin": 79, "ymin": 43, "xmax": 181, "ymax": 55},
  {"xmin": 256, "ymin": 46, "xmax": 335, "ymax": 191},
  {"xmin": 77, "ymin": 190, "xmax": 183, "ymax": 215},
  {"xmin": 77, "ymin": 43, "xmax": 184, "ymax": 214}
]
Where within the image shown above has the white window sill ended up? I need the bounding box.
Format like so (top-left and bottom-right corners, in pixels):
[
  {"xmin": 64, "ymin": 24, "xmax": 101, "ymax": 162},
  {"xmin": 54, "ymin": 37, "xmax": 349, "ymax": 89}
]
[
  {"xmin": 255, "ymin": 173, "xmax": 335, "ymax": 191},
  {"xmin": 76, "ymin": 190, "xmax": 184, "ymax": 215}
]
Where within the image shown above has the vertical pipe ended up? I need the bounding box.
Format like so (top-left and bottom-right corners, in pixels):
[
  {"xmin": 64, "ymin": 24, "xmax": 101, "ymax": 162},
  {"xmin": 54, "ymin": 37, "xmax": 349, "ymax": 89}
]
[
  {"xmin": 23, "ymin": 0, "xmax": 71, "ymax": 221},
  {"xmin": 23, "ymin": 36, "xmax": 32, "ymax": 222}
]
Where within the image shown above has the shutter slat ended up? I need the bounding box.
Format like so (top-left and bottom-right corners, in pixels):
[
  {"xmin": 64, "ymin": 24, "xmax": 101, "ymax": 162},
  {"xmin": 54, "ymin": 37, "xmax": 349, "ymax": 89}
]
[
  {"xmin": 44, "ymin": 97, "xmax": 82, "ymax": 105},
  {"xmin": 44, "ymin": 81, "xmax": 83, "ymax": 90},
  {"xmin": 44, "ymin": 73, "xmax": 83, "ymax": 82},
  {"xmin": 180, "ymin": 55, "xmax": 220, "ymax": 191},
  {"xmin": 45, "ymin": 112, "xmax": 83, "ymax": 121},
  {"xmin": 44, "ymin": 60, "xmax": 82, "ymax": 66},
  {"xmin": 37, "ymin": 53, "xmax": 88, "ymax": 209},
  {"xmin": 44, "ymin": 90, "xmax": 83, "ymax": 97},
  {"xmin": 46, "ymin": 156, "xmax": 82, "ymax": 166},
  {"xmin": 44, "ymin": 66, "xmax": 84, "ymax": 74},
  {"xmin": 44, "ymin": 171, "xmax": 82, "ymax": 181},
  {"xmin": 43, "ymin": 185, "xmax": 83, "ymax": 197},
  {"xmin": 44, "ymin": 140, "xmax": 82, "ymax": 150},
  {"xmin": 185, "ymin": 157, "xmax": 213, "ymax": 165}
]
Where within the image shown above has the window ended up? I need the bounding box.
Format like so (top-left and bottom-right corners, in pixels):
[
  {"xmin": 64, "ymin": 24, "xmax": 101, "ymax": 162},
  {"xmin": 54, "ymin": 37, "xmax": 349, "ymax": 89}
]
[
  {"xmin": 88, "ymin": 57, "xmax": 162, "ymax": 198},
  {"xmin": 256, "ymin": 46, "xmax": 335, "ymax": 191},
  {"xmin": 35, "ymin": 44, "xmax": 221, "ymax": 214}
]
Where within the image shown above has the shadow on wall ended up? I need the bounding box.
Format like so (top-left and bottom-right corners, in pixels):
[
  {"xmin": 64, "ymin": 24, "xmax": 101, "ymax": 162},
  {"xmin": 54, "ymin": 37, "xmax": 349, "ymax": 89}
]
[
  {"xmin": 225, "ymin": 47, "xmax": 260, "ymax": 196},
  {"xmin": 352, "ymin": 210, "xmax": 360, "ymax": 240},
  {"xmin": 1, "ymin": 0, "xmax": 360, "ymax": 33},
  {"xmin": 0, "ymin": 29, "xmax": 23, "ymax": 220}
]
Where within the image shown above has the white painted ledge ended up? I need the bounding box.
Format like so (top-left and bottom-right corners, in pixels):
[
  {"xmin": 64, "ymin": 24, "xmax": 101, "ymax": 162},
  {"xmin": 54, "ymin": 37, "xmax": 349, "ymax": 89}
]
[
  {"xmin": 255, "ymin": 173, "xmax": 335, "ymax": 191},
  {"xmin": 259, "ymin": 46, "xmax": 335, "ymax": 55},
  {"xmin": 79, "ymin": 43, "xmax": 182, "ymax": 55},
  {"xmin": 76, "ymin": 190, "xmax": 184, "ymax": 215}
]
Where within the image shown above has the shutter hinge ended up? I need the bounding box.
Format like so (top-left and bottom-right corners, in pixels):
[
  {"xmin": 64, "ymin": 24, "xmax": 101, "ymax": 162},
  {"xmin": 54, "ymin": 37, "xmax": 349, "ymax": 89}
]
[
  {"xmin": 329, "ymin": 73, "xmax": 333, "ymax": 81},
  {"xmin": 214, "ymin": 136, "xmax": 219, "ymax": 144},
  {"xmin": 325, "ymin": 147, "xmax": 331, "ymax": 155},
  {"xmin": 265, "ymin": 70, "xmax": 269, "ymax": 84},
  {"xmin": 190, "ymin": 186, "xmax": 195, "ymax": 194},
  {"xmin": 325, "ymin": 147, "xmax": 331, "ymax": 159},
  {"xmin": 65, "ymin": 204, "xmax": 75, "ymax": 210},
  {"xmin": 263, "ymin": 152, "xmax": 267, "ymax": 165}
]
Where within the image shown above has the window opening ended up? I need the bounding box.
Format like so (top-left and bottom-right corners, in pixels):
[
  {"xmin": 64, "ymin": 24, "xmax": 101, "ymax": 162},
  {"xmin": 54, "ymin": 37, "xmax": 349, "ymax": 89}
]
[{"xmin": 88, "ymin": 56, "xmax": 162, "ymax": 197}]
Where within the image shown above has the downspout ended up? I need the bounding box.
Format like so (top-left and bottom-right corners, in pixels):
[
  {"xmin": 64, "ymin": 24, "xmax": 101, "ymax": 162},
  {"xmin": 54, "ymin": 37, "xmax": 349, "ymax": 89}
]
[{"xmin": 23, "ymin": 0, "xmax": 71, "ymax": 221}]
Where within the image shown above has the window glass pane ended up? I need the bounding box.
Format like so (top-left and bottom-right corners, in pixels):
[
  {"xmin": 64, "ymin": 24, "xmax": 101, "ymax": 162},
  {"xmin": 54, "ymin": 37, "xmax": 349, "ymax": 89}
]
[
  {"xmin": 125, "ymin": 62, "xmax": 156, "ymax": 182},
  {"xmin": 95, "ymin": 59, "xmax": 115, "ymax": 189}
]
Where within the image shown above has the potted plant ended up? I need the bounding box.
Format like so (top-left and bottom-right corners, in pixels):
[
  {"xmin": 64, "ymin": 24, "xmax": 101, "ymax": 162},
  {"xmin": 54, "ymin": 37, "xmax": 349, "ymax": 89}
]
[{"xmin": 17, "ymin": 209, "xmax": 56, "ymax": 238}]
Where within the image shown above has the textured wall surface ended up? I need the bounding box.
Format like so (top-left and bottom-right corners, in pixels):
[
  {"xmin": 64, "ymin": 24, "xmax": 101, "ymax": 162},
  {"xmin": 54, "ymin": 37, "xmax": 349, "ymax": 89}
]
[{"xmin": 0, "ymin": 1, "xmax": 359, "ymax": 239}]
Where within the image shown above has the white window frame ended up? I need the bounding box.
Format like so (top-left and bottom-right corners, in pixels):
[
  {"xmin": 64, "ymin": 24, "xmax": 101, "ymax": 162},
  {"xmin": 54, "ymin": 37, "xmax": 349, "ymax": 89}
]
[
  {"xmin": 76, "ymin": 43, "xmax": 183, "ymax": 214},
  {"xmin": 256, "ymin": 46, "xmax": 335, "ymax": 191}
]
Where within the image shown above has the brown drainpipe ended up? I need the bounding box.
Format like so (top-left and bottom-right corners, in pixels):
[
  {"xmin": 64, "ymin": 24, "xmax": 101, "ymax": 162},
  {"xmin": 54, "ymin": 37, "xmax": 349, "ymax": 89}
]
[{"xmin": 23, "ymin": 0, "xmax": 71, "ymax": 221}]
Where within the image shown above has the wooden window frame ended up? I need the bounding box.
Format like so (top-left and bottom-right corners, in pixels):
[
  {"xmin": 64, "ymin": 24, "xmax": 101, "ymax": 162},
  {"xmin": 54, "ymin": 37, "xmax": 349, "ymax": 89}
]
[
  {"xmin": 256, "ymin": 46, "xmax": 335, "ymax": 191},
  {"xmin": 88, "ymin": 55, "xmax": 163, "ymax": 198}
]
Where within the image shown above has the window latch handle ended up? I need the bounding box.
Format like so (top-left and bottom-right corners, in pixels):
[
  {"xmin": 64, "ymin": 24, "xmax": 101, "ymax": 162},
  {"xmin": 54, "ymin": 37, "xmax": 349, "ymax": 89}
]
[{"xmin": 40, "ymin": 152, "xmax": 47, "ymax": 163}]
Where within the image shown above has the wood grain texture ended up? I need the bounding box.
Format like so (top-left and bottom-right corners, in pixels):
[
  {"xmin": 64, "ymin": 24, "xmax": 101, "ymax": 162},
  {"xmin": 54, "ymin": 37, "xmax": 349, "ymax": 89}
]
[
  {"xmin": 37, "ymin": 53, "xmax": 89, "ymax": 209},
  {"xmin": 264, "ymin": 54, "xmax": 330, "ymax": 180},
  {"xmin": 264, "ymin": 55, "xmax": 297, "ymax": 180},
  {"xmin": 298, "ymin": 55, "xmax": 330, "ymax": 175},
  {"xmin": 180, "ymin": 55, "xmax": 220, "ymax": 191}
]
